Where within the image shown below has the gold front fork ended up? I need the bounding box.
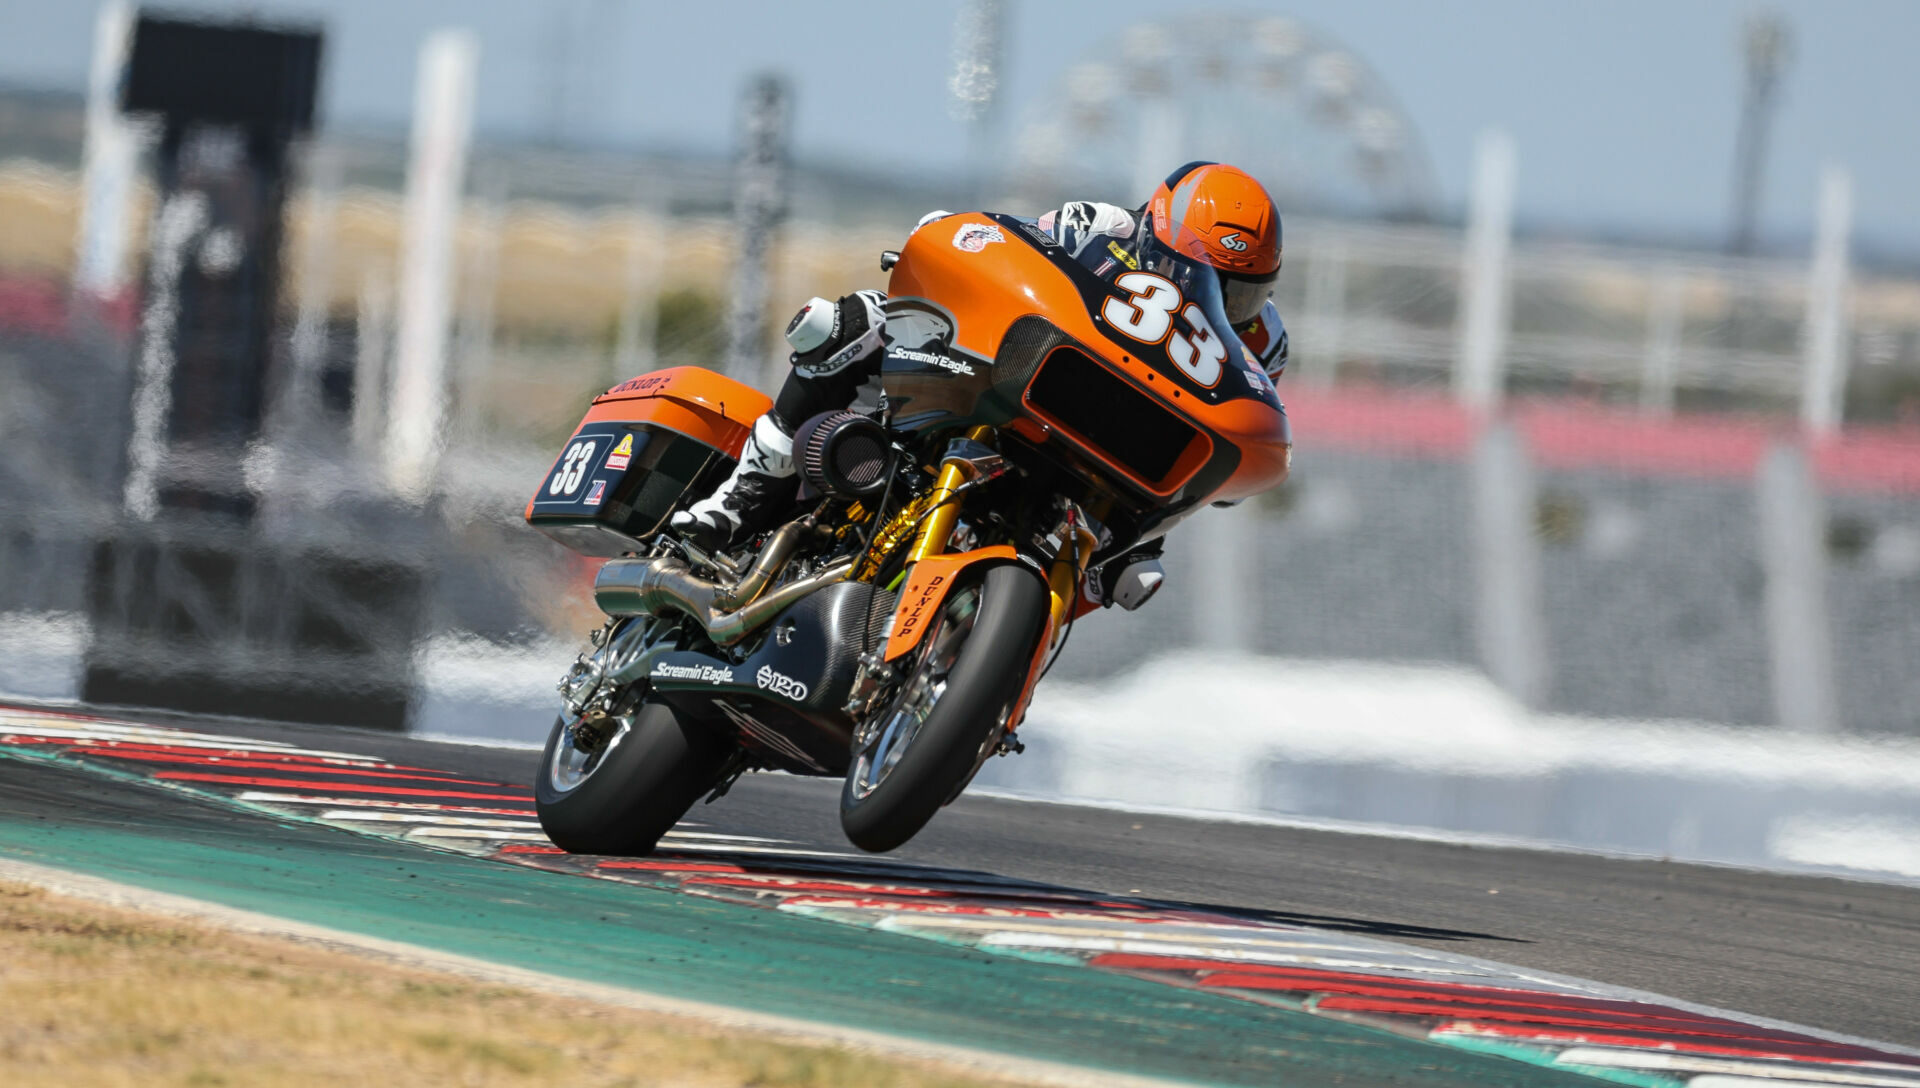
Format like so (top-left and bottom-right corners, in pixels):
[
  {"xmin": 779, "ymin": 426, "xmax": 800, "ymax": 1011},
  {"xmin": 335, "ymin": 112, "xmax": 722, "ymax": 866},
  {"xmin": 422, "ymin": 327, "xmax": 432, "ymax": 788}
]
[
  {"xmin": 905, "ymin": 425, "xmax": 995, "ymax": 564},
  {"xmin": 1046, "ymin": 513, "xmax": 1100, "ymax": 639}
]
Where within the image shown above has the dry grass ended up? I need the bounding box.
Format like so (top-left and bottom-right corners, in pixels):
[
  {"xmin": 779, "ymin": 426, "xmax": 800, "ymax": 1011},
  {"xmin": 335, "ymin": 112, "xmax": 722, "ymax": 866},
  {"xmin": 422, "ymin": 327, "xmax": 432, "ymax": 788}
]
[
  {"xmin": 0, "ymin": 880, "xmax": 1025, "ymax": 1088},
  {"xmin": 0, "ymin": 166, "xmax": 896, "ymax": 331}
]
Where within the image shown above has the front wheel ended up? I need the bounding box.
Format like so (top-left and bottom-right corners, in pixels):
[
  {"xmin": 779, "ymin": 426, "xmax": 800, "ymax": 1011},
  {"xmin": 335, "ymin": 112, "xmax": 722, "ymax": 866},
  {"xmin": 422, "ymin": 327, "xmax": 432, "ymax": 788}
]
[
  {"xmin": 535, "ymin": 695, "xmax": 734, "ymax": 855},
  {"xmin": 840, "ymin": 563, "xmax": 1048, "ymax": 853}
]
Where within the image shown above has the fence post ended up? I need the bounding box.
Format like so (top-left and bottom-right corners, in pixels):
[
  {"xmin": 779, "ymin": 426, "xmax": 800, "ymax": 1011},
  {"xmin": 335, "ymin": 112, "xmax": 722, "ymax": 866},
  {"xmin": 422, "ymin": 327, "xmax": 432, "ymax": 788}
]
[
  {"xmin": 613, "ymin": 189, "xmax": 664, "ymax": 385},
  {"xmin": 1800, "ymin": 166, "xmax": 1852, "ymax": 435},
  {"xmin": 724, "ymin": 75, "xmax": 791, "ymax": 388},
  {"xmin": 1299, "ymin": 234, "xmax": 1346, "ymax": 389},
  {"xmin": 282, "ymin": 142, "xmax": 342, "ymax": 431},
  {"xmin": 1189, "ymin": 504, "xmax": 1256, "ymax": 654},
  {"xmin": 1132, "ymin": 97, "xmax": 1183, "ymax": 209},
  {"xmin": 387, "ymin": 29, "xmax": 478, "ymax": 496},
  {"xmin": 352, "ymin": 265, "xmax": 394, "ymax": 460},
  {"xmin": 74, "ymin": 0, "xmax": 138, "ymax": 301},
  {"xmin": 1639, "ymin": 267, "xmax": 1685, "ymax": 414},
  {"xmin": 1455, "ymin": 129, "xmax": 1516, "ymax": 411},
  {"xmin": 1470, "ymin": 420, "xmax": 1548, "ymax": 706},
  {"xmin": 1757, "ymin": 443, "xmax": 1840, "ymax": 732},
  {"xmin": 452, "ymin": 165, "xmax": 505, "ymax": 439},
  {"xmin": 121, "ymin": 192, "xmax": 208, "ymax": 521}
]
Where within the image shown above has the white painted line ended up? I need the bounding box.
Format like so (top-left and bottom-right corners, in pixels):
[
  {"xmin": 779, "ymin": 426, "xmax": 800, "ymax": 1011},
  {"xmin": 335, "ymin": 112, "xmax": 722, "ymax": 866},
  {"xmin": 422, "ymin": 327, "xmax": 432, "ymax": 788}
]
[
  {"xmin": 715, "ymin": 874, "xmax": 993, "ymax": 892},
  {"xmin": 235, "ymin": 792, "xmax": 532, "ymax": 815},
  {"xmin": 1688, "ymin": 1078, "xmax": 1904, "ymax": 1088},
  {"xmin": 878, "ymin": 918, "xmax": 1316, "ymax": 943},
  {"xmin": 397, "ymin": 827, "xmax": 810, "ymax": 849},
  {"xmin": 771, "ymin": 890, "xmax": 1121, "ymax": 905},
  {"xmin": 0, "ymin": 717, "xmax": 260, "ymax": 741},
  {"xmin": 0, "ymin": 713, "xmax": 188, "ymax": 733},
  {"xmin": 655, "ymin": 843, "xmax": 865, "ymax": 860},
  {"xmin": 656, "ymin": 831, "xmax": 797, "ymax": 844},
  {"xmin": 409, "ymin": 731, "xmax": 543, "ymax": 752},
  {"xmin": 405, "ymin": 827, "xmax": 551, "ymax": 841},
  {"xmin": 1554, "ymin": 1048, "xmax": 1920, "ymax": 1086},
  {"xmin": 875, "ymin": 914, "xmax": 1483, "ymax": 963},
  {"xmin": 319, "ymin": 811, "xmax": 541, "ymax": 829},
  {"xmin": 0, "ymin": 725, "xmax": 369, "ymax": 761},
  {"xmin": 869, "ymin": 913, "xmax": 1607, "ymax": 996},
  {"xmin": 958, "ymin": 930, "xmax": 1550, "ymax": 986}
]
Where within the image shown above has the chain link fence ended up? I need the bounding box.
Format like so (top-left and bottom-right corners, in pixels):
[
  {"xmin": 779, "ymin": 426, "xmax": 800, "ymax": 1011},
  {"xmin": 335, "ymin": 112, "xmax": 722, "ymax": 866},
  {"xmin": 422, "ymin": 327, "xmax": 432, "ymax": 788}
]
[{"xmin": 4, "ymin": 143, "xmax": 1920, "ymax": 743}]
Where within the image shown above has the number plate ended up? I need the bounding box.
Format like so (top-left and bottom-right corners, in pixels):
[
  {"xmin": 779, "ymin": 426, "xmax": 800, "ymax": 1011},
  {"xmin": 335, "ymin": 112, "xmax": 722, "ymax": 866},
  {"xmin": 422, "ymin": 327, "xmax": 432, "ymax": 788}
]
[{"xmin": 530, "ymin": 426, "xmax": 626, "ymax": 511}]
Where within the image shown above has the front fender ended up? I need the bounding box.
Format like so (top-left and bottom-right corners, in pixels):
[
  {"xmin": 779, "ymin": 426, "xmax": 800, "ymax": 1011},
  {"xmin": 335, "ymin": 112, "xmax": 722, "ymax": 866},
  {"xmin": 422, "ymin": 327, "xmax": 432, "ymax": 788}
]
[{"xmin": 882, "ymin": 546, "xmax": 1022, "ymax": 662}]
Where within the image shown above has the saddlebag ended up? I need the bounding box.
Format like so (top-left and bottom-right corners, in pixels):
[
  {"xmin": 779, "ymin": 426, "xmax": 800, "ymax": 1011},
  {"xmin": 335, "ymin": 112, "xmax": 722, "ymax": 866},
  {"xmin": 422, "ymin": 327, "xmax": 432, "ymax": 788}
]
[{"xmin": 524, "ymin": 367, "xmax": 772, "ymax": 556}]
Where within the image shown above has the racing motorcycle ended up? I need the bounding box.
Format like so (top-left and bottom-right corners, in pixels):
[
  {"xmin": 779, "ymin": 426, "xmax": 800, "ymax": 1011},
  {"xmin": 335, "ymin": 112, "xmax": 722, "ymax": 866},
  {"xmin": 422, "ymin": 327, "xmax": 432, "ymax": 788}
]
[{"xmin": 525, "ymin": 211, "xmax": 1292, "ymax": 855}]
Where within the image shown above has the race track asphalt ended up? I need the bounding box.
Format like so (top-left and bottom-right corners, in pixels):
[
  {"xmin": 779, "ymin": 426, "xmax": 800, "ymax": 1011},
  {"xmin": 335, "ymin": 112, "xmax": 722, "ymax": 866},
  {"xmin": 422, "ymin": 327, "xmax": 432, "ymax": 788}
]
[{"xmin": 22, "ymin": 709, "xmax": 1920, "ymax": 1051}]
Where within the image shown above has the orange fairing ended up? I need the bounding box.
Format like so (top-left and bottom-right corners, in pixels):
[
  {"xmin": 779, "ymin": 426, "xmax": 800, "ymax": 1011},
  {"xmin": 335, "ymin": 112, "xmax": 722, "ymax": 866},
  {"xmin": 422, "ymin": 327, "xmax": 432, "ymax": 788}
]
[
  {"xmin": 883, "ymin": 546, "xmax": 1017, "ymax": 662},
  {"xmin": 888, "ymin": 213, "xmax": 1292, "ymax": 505},
  {"xmin": 889, "ymin": 214, "xmax": 1077, "ymax": 365},
  {"xmin": 1207, "ymin": 396, "xmax": 1294, "ymax": 501}
]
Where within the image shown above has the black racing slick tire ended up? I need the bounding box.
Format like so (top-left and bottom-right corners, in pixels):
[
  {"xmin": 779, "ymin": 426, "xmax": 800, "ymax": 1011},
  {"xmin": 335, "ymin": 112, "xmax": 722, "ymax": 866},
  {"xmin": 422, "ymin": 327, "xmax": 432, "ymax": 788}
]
[
  {"xmin": 534, "ymin": 696, "xmax": 733, "ymax": 856},
  {"xmin": 840, "ymin": 563, "xmax": 1049, "ymax": 853}
]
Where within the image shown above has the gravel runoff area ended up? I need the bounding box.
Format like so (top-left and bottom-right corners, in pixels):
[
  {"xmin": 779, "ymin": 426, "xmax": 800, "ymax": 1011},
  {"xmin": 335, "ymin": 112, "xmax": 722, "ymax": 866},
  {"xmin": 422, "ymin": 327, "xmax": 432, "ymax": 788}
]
[{"xmin": 0, "ymin": 863, "xmax": 1091, "ymax": 1088}]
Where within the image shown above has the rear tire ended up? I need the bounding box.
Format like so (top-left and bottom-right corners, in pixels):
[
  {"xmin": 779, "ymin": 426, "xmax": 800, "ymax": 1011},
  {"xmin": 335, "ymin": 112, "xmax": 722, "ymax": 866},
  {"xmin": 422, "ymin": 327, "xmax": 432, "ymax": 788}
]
[
  {"xmin": 535, "ymin": 696, "xmax": 733, "ymax": 856},
  {"xmin": 840, "ymin": 563, "xmax": 1048, "ymax": 853}
]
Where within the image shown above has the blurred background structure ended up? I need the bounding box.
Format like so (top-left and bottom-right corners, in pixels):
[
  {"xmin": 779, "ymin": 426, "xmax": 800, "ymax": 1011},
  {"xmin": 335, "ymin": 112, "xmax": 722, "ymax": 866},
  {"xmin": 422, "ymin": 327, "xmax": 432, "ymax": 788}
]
[{"xmin": 2, "ymin": 0, "xmax": 1919, "ymax": 878}]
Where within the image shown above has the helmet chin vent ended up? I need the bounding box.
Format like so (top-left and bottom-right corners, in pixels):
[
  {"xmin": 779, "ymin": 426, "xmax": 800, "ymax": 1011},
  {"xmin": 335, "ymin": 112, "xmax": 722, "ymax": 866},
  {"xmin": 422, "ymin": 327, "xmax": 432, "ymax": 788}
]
[{"xmin": 795, "ymin": 411, "xmax": 893, "ymax": 500}]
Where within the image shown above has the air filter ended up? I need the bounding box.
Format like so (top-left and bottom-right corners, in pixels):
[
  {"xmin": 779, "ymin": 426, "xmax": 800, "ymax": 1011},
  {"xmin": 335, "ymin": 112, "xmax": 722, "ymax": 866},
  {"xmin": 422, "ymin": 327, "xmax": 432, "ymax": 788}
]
[{"xmin": 795, "ymin": 411, "xmax": 893, "ymax": 500}]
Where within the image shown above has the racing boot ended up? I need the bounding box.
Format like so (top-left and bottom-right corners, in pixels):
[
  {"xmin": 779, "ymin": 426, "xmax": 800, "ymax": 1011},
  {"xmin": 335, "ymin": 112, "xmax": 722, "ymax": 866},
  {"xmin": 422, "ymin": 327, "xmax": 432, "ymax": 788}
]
[{"xmin": 670, "ymin": 413, "xmax": 796, "ymax": 553}]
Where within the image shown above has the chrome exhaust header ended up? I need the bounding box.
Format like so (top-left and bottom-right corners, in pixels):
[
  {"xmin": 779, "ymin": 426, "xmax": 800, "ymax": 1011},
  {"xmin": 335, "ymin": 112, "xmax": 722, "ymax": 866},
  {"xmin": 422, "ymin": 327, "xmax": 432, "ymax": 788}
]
[{"xmin": 593, "ymin": 520, "xmax": 853, "ymax": 646}]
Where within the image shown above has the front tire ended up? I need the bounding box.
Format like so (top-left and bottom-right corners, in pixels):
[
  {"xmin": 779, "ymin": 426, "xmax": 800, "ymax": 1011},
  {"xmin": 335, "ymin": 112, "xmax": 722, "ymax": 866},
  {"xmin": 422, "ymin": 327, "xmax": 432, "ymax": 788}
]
[
  {"xmin": 840, "ymin": 563, "xmax": 1048, "ymax": 853},
  {"xmin": 535, "ymin": 696, "xmax": 734, "ymax": 856}
]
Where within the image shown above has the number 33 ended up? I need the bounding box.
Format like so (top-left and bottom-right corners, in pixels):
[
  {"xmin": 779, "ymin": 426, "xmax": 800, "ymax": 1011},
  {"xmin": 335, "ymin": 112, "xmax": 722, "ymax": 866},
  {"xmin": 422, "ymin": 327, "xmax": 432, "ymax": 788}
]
[
  {"xmin": 1100, "ymin": 271, "xmax": 1226, "ymax": 387},
  {"xmin": 548, "ymin": 439, "xmax": 596, "ymax": 496}
]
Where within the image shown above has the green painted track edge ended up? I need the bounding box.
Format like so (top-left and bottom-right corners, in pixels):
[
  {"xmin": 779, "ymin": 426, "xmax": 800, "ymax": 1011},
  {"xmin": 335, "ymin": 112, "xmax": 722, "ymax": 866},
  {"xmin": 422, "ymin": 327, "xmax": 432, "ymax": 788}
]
[{"xmin": 0, "ymin": 741, "xmax": 1619, "ymax": 1088}]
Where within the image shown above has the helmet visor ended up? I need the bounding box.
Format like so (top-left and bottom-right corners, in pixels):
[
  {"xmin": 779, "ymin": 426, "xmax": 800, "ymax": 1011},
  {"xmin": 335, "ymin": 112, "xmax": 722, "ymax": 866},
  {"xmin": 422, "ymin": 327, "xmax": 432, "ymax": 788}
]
[{"xmin": 1220, "ymin": 268, "xmax": 1279, "ymax": 326}]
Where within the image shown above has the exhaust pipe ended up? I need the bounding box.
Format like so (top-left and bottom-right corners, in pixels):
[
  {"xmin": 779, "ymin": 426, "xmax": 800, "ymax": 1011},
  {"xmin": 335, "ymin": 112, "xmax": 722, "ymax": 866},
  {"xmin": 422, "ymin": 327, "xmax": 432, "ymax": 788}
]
[
  {"xmin": 714, "ymin": 518, "xmax": 807, "ymax": 610},
  {"xmin": 594, "ymin": 538, "xmax": 854, "ymax": 645}
]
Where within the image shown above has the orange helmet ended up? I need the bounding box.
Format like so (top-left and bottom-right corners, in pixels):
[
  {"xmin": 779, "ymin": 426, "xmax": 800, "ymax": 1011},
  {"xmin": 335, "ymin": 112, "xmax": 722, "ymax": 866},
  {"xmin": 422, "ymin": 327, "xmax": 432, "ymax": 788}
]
[{"xmin": 1145, "ymin": 161, "xmax": 1282, "ymax": 326}]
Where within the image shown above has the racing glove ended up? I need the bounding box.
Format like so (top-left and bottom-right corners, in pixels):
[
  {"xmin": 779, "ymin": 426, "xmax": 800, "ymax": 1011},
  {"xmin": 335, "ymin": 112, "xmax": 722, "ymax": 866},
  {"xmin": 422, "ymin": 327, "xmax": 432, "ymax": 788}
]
[{"xmin": 1237, "ymin": 300, "xmax": 1289, "ymax": 380}]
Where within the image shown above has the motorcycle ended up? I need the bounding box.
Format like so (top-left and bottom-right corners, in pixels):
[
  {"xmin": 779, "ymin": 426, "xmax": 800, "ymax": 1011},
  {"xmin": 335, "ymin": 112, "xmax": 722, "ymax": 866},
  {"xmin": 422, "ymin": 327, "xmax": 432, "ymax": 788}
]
[{"xmin": 524, "ymin": 211, "xmax": 1291, "ymax": 855}]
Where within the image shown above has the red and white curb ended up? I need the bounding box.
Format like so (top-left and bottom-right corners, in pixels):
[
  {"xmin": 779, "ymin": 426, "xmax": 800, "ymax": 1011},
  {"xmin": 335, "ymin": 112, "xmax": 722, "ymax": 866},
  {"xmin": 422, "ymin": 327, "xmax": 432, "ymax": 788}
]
[{"xmin": 4, "ymin": 706, "xmax": 1917, "ymax": 1088}]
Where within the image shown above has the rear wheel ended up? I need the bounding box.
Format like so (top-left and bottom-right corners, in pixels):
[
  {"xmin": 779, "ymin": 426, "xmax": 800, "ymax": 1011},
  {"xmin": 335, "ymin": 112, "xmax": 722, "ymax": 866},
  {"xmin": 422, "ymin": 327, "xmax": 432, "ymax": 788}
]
[
  {"xmin": 840, "ymin": 563, "xmax": 1048, "ymax": 853},
  {"xmin": 535, "ymin": 695, "xmax": 734, "ymax": 856}
]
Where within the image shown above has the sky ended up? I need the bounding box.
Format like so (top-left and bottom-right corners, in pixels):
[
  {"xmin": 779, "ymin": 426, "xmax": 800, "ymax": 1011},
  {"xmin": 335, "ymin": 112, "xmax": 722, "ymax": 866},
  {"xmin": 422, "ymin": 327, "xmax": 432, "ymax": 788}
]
[{"xmin": 2, "ymin": 0, "xmax": 1916, "ymax": 259}]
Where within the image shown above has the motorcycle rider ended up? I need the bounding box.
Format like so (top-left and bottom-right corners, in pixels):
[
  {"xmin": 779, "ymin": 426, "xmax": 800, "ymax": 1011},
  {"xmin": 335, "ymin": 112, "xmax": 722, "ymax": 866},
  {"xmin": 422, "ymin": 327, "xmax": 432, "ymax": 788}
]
[{"xmin": 672, "ymin": 161, "xmax": 1288, "ymax": 606}]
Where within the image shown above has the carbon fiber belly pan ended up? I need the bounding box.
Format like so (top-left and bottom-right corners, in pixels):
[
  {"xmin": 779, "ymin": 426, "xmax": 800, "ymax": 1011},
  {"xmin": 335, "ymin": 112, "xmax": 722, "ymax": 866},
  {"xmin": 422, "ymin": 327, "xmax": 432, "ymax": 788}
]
[{"xmin": 647, "ymin": 581, "xmax": 875, "ymax": 775}]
